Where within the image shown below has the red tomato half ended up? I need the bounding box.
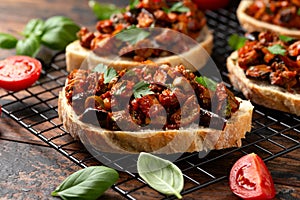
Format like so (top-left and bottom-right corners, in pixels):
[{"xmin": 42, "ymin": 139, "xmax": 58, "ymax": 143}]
[
  {"xmin": 229, "ymin": 153, "xmax": 276, "ymax": 200},
  {"xmin": 193, "ymin": 0, "xmax": 229, "ymax": 10},
  {"xmin": 0, "ymin": 56, "xmax": 42, "ymax": 91}
]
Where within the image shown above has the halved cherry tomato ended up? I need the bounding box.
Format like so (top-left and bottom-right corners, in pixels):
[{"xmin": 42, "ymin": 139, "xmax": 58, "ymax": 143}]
[
  {"xmin": 229, "ymin": 153, "xmax": 276, "ymax": 200},
  {"xmin": 0, "ymin": 56, "xmax": 42, "ymax": 91},
  {"xmin": 192, "ymin": 0, "xmax": 229, "ymax": 10}
]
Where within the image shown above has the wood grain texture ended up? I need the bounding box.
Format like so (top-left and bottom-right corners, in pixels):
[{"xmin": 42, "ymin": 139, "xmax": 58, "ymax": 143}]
[{"xmin": 0, "ymin": 0, "xmax": 300, "ymax": 199}]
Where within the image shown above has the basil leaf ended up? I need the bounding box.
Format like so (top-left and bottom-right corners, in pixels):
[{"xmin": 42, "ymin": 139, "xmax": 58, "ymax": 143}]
[
  {"xmin": 279, "ymin": 35, "xmax": 294, "ymax": 43},
  {"xmin": 267, "ymin": 44, "xmax": 286, "ymax": 56},
  {"xmin": 51, "ymin": 166, "xmax": 119, "ymax": 200},
  {"xmin": 133, "ymin": 81, "xmax": 154, "ymax": 98},
  {"xmin": 195, "ymin": 76, "xmax": 217, "ymax": 91},
  {"xmin": 137, "ymin": 152, "xmax": 183, "ymax": 199},
  {"xmin": 0, "ymin": 33, "xmax": 18, "ymax": 49},
  {"xmin": 130, "ymin": 0, "xmax": 140, "ymax": 10},
  {"xmin": 89, "ymin": 0, "xmax": 125, "ymax": 20},
  {"xmin": 228, "ymin": 34, "xmax": 247, "ymax": 50},
  {"xmin": 16, "ymin": 34, "xmax": 40, "ymax": 57},
  {"xmin": 41, "ymin": 16, "xmax": 80, "ymax": 50},
  {"xmin": 22, "ymin": 18, "xmax": 44, "ymax": 37},
  {"xmin": 116, "ymin": 27, "xmax": 150, "ymax": 45},
  {"xmin": 41, "ymin": 24, "xmax": 79, "ymax": 50}
]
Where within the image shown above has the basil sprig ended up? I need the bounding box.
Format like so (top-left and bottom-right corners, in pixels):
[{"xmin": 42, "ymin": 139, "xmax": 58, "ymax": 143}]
[
  {"xmin": 51, "ymin": 166, "xmax": 119, "ymax": 200},
  {"xmin": 0, "ymin": 16, "xmax": 79, "ymax": 57},
  {"xmin": 137, "ymin": 152, "xmax": 184, "ymax": 199}
]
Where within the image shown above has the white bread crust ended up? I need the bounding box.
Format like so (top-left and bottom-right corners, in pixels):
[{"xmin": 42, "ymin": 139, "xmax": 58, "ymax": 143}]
[
  {"xmin": 237, "ymin": 0, "xmax": 300, "ymax": 39},
  {"xmin": 65, "ymin": 26, "xmax": 214, "ymax": 72},
  {"xmin": 227, "ymin": 51, "xmax": 300, "ymax": 116},
  {"xmin": 58, "ymin": 83, "xmax": 253, "ymax": 154}
]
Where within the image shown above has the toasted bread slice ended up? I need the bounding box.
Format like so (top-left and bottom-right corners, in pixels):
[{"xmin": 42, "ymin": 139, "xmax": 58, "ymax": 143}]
[
  {"xmin": 65, "ymin": 26, "xmax": 214, "ymax": 72},
  {"xmin": 58, "ymin": 82, "xmax": 253, "ymax": 154},
  {"xmin": 227, "ymin": 51, "xmax": 300, "ymax": 116},
  {"xmin": 237, "ymin": 0, "xmax": 300, "ymax": 39}
]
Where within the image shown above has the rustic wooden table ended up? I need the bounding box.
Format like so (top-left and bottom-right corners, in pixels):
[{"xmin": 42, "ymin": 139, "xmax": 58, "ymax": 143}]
[{"xmin": 0, "ymin": 0, "xmax": 299, "ymax": 199}]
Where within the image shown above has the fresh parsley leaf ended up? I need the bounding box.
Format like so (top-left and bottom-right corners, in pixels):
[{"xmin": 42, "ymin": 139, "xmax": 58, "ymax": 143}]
[
  {"xmin": 297, "ymin": 8, "xmax": 300, "ymax": 16},
  {"xmin": 165, "ymin": 2, "xmax": 190, "ymax": 13},
  {"xmin": 93, "ymin": 63, "xmax": 108, "ymax": 73},
  {"xmin": 195, "ymin": 76, "xmax": 217, "ymax": 91},
  {"xmin": 116, "ymin": 27, "xmax": 150, "ymax": 45},
  {"xmin": 104, "ymin": 68, "xmax": 118, "ymax": 84},
  {"xmin": 0, "ymin": 33, "xmax": 18, "ymax": 49},
  {"xmin": 89, "ymin": 0, "xmax": 125, "ymax": 20},
  {"xmin": 267, "ymin": 44, "xmax": 286, "ymax": 56},
  {"xmin": 279, "ymin": 35, "xmax": 294, "ymax": 43},
  {"xmin": 130, "ymin": 0, "xmax": 140, "ymax": 10},
  {"xmin": 93, "ymin": 64, "xmax": 117, "ymax": 84},
  {"xmin": 133, "ymin": 81, "xmax": 154, "ymax": 98},
  {"xmin": 228, "ymin": 34, "xmax": 247, "ymax": 50}
]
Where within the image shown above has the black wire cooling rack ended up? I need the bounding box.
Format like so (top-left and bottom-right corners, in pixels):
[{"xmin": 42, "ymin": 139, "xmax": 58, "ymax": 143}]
[{"xmin": 1, "ymin": 2, "xmax": 300, "ymax": 199}]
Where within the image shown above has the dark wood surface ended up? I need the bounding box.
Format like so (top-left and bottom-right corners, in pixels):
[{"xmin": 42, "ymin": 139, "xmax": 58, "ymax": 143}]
[{"xmin": 0, "ymin": 0, "xmax": 299, "ymax": 199}]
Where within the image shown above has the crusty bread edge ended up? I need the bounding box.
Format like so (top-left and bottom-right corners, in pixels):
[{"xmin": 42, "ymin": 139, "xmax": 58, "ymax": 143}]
[
  {"xmin": 58, "ymin": 83, "xmax": 253, "ymax": 154},
  {"xmin": 226, "ymin": 51, "xmax": 300, "ymax": 116},
  {"xmin": 237, "ymin": 0, "xmax": 300, "ymax": 39},
  {"xmin": 65, "ymin": 25, "xmax": 214, "ymax": 72}
]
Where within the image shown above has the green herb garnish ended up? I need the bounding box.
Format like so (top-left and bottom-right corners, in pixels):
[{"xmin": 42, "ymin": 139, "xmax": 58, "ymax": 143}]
[
  {"xmin": 0, "ymin": 33, "xmax": 18, "ymax": 49},
  {"xmin": 116, "ymin": 26, "xmax": 150, "ymax": 45},
  {"xmin": 267, "ymin": 44, "xmax": 286, "ymax": 56},
  {"xmin": 51, "ymin": 166, "xmax": 119, "ymax": 200},
  {"xmin": 89, "ymin": 0, "xmax": 125, "ymax": 20},
  {"xmin": 104, "ymin": 68, "xmax": 118, "ymax": 84},
  {"xmin": 0, "ymin": 16, "xmax": 79, "ymax": 57},
  {"xmin": 297, "ymin": 8, "xmax": 300, "ymax": 16},
  {"xmin": 16, "ymin": 34, "xmax": 41, "ymax": 57},
  {"xmin": 93, "ymin": 63, "xmax": 108, "ymax": 73},
  {"xmin": 228, "ymin": 34, "xmax": 247, "ymax": 50},
  {"xmin": 133, "ymin": 81, "xmax": 154, "ymax": 98},
  {"xmin": 137, "ymin": 152, "xmax": 184, "ymax": 199},
  {"xmin": 165, "ymin": 2, "xmax": 190, "ymax": 13},
  {"xmin": 195, "ymin": 76, "xmax": 217, "ymax": 91},
  {"xmin": 279, "ymin": 35, "xmax": 294, "ymax": 43},
  {"xmin": 130, "ymin": 0, "xmax": 140, "ymax": 10},
  {"xmin": 93, "ymin": 64, "xmax": 117, "ymax": 84}
]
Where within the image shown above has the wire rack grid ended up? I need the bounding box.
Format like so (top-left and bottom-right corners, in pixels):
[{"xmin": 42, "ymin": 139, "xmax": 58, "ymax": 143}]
[{"xmin": 1, "ymin": 2, "xmax": 300, "ymax": 199}]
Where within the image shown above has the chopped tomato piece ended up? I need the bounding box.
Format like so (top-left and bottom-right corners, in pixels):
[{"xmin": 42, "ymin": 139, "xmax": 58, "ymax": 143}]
[
  {"xmin": 229, "ymin": 153, "xmax": 276, "ymax": 200},
  {"xmin": 0, "ymin": 56, "xmax": 42, "ymax": 91}
]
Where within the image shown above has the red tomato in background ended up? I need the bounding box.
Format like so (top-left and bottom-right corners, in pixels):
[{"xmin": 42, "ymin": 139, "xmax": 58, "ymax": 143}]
[
  {"xmin": 229, "ymin": 153, "xmax": 276, "ymax": 200},
  {"xmin": 193, "ymin": 0, "xmax": 230, "ymax": 10},
  {"xmin": 0, "ymin": 56, "xmax": 42, "ymax": 92}
]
